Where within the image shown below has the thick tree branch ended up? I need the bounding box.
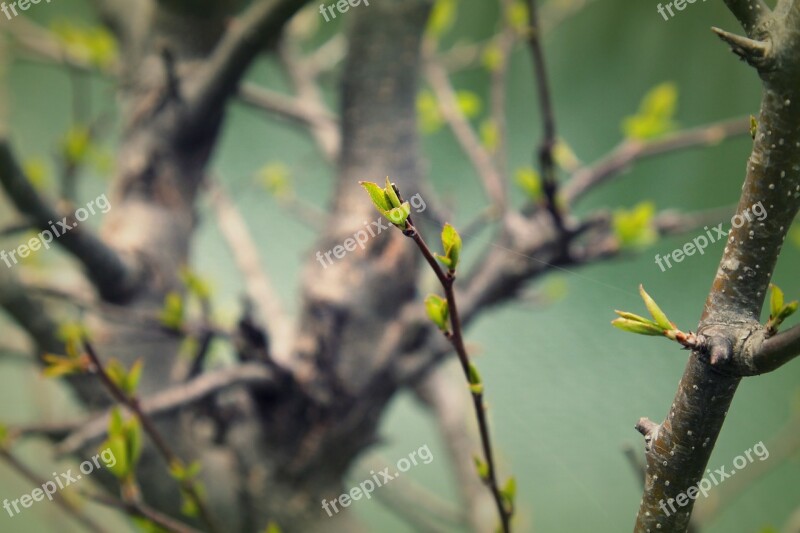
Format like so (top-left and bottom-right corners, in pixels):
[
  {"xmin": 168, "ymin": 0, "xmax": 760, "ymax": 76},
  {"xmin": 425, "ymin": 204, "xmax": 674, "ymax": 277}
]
[
  {"xmin": 634, "ymin": 6, "xmax": 800, "ymax": 531},
  {"xmin": 0, "ymin": 142, "xmax": 141, "ymax": 302},
  {"xmin": 723, "ymin": 0, "xmax": 771, "ymax": 35},
  {"xmin": 187, "ymin": 0, "xmax": 308, "ymax": 124}
]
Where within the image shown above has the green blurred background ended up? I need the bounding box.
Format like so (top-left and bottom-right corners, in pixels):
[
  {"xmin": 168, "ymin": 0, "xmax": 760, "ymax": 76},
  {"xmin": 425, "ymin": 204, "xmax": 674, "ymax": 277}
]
[{"xmin": 1, "ymin": 0, "xmax": 798, "ymax": 532}]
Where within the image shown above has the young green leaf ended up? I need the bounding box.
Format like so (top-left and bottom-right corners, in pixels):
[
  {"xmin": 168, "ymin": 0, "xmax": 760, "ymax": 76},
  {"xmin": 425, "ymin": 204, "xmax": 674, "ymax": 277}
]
[
  {"xmin": 438, "ymin": 223, "xmax": 462, "ymax": 272},
  {"xmin": 385, "ymin": 202, "xmax": 412, "ymax": 228},
  {"xmin": 468, "ymin": 363, "xmax": 483, "ymax": 395},
  {"xmin": 359, "ymin": 181, "xmax": 393, "ymax": 212},
  {"xmin": 770, "ymin": 284, "xmax": 784, "ymax": 319},
  {"xmin": 384, "ymin": 176, "xmax": 402, "ymax": 209},
  {"xmin": 425, "ymin": 294, "xmax": 450, "ymax": 332},
  {"xmin": 639, "ymin": 285, "xmax": 672, "ymax": 330},
  {"xmin": 611, "ymin": 318, "xmax": 664, "ymax": 336},
  {"xmin": 473, "ymin": 456, "xmax": 489, "ymax": 480}
]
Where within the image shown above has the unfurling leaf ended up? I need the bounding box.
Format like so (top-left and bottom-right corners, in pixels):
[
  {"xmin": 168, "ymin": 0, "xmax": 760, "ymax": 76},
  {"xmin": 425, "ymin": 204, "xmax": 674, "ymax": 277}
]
[
  {"xmin": 436, "ymin": 223, "xmax": 462, "ymax": 272},
  {"xmin": 467, "ymin": 363, "xmax": 483, "ymax": 395},
  {"xmin": 159, "ymin": 292, "xmax": 185, "ymax": 330},
  {"xmin": 750, "ymin": 115, "xmax": 758, "ymax": 140},
  {"xmin": 767, "ymin": 284, "xmax": 798, "ymax": 334},
  {"xmin": 501, "ymin": 476, "xmax": 517, "ymax": 512},
  {"xmin": 515, "ymin": 167, "xmax": 542, "ymax": 201},
  {"xmin": 612, "ymin": 202, "xmax": 657, "ymax": 248},
  {"xmin": 425, "ymin": 294, "xmax": 450, "ymax": 332},
  {"xmin": 360, "ymin": 180, "xmax": 412, "ymax": 229},
  {"xmin": 611, "ymin": 318, "xmax": 664, "ymax": 336},
  {"xmin": 770, "ymin": 283, "xmax": 785, "ymax": 319},
  {"xmin": 473, "ymin": 456, "xmax": 489, "ymax": 480},
  {"xmin": 639, "ymin": 285, "xmax": 673, "ymax": 330},
  {"xmin": 622, "ymin": 82, "xmax": 679, "ymax": 140},
  {"xmin": 426, "ymin": 0, "xmax": 457, "ymax": 39},
  {"xmin": 360, "ymin": 181, "xmax": 393, "ymax": 212}
]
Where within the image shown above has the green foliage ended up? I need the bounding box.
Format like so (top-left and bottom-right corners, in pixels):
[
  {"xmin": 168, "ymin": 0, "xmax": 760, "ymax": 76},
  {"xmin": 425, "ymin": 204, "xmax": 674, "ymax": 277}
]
[
  {"xmin": 425, "ymin": 294, "xmax": 450, "ymax": 332},
  {"xmin": 468, "ymin": 362, "xmax": 483, "ymax": 394},
  {"xmin": 500, "ymin": 476, "xmax": 517, "ymax": 513},
  {"xmin": 44, "ymin": 323, "xmax": 91, "ymax": 378},
  {"xmin": 612, "ymin": 286, "xmax": 680, "ymax": 339},
  {"xmin": 612, "ymin": 202, "xmax": 657, "ymax": 248},
  {"xmin": 505, "ymin": 1, "xmax": 529, "ymax": 35},
  {"xmin": 767, "ymin": 283, "xmax": 798, "ymax": 334},
  {"xmin": 457, "ymin": 91, "xmax": 482, "ymax": 119},
  {"xmin": 52, "ymin": 21, "xmax": 118, "ymax": 69},
  {"xmin": 622, "ymin": 82, "xmax": 678, "ymax": 140},
  {"xmin": 159, "ymin": 291, "xmax": 185, "ymax": 330},
  {"xmin": 106, "ymin": 359, "xmax": 144, "ymax": 398},
  {"xmin": 180, "ymin": 267, "xmax": 212, "ymax": 302},
  {"xmin": 515, "ymin": 167, "xmax": 542, "ymax": 202},
  {"xmin": 256, "ymin": 163, "xmax": 293, "ymax": 200},
  {"xmin": 101, "ymin": 408, "xmax": 142, "ymax": 482},
  {"xmin": 435, "ymin": 223, "xmax": 462, "ymax": 272},
  {"xmin": 473, "ymin": 456, "xmax": 489, "ymax": 481},
  {"xmin": 482, "ymin": 41, "xmax": 504, "ymax": 72},
  {"xmin": 426, "ymin": 0, "xmax": 458, "ymax": 39},
  {"xmin": 22, "ymin": 158, "xmax": 51, "ymax": 191},
  {"xmin": 60, "ymin": 125, "xmax": 92, "ymax": 166},
  {"xmin": 750, "ymin": 115, "xmax": 758, "ymax": 140},
  {"xmin": 264, "ymin": 523, "xmax": 283, "ymax": 533},
  {"xmin": 359, "ymin": 178, "xmax": 412, "ymax": 229}
]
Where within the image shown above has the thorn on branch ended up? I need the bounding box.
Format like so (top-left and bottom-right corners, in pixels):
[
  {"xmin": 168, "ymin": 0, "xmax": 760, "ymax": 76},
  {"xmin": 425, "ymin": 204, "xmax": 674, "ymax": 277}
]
[{"xmin": 711, "ymin": 27, "xmax": 771, "ymax": 70}]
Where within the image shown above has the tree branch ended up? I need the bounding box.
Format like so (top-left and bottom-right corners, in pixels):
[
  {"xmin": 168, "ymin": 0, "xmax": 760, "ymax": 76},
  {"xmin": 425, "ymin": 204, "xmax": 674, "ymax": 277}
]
[
  {"xmin": 0, "ymin": 141, "xmax": 141, "ymax": 302},
  {"xmin": 527, "ymin": 0, "xmax": 564, "ymax": 231},
  {"xmin": 564, "ymin": 117, "xmax": 750, "ymax": 206},
  {"xmin": 186, "ymin": 0, "xmax": 308, "ymax": 125},
  {"xmin": 0, "ymin": 449, "xmax": 109, "ymax": 533},
  {"xmin": 56, "ymin": 362, "xmax": 274, "ymax": 456},
  {"xmin": 751, "ymin": 323, "xmax": 800, "ymax": 373}
]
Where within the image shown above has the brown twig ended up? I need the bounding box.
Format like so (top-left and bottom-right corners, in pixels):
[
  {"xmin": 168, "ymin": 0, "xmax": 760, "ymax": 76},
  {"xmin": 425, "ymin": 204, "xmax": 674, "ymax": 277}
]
[
  {"xmin": 0, "ymin": 449, "xmax": 108, "ymax": 533},
  {"xmin": 406, "ymin": 221, "xmax": 512, "ymax": 533},
  {"xmin": 526, "ymin": 0, "xmax": 564, "ymax": 233},
  {"xmin": 81, "ymin": 339, "xmax": 220, "ymax": 533}
]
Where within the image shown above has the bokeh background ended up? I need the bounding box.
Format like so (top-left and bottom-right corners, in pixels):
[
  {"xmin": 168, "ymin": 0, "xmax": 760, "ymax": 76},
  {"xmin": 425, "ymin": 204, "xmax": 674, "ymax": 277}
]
[{"xmin": 1, "ymin": 0, "xmax": 798, "ymax": 532}]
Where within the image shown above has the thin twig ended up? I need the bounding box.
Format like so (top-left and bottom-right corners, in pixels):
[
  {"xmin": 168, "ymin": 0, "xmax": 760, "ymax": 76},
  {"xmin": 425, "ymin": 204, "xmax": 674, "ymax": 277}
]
[
  {"xmin": 80, "ymin": 489, "xmax": 203, "ymax": 533},
  {"xmin": 563, "ymin": 117, "xmax": 750, "ymax": 206},
  {"xmin": 406, "ymin": 221, "xmax": 512, "ymax": 533},
  {"xmin": 81, "ymin": 340, "xmax": 220, "ymax": 533},
  {"xmin": 423, "ymin": 56, "xmax": 506, "ymax": 212},
  {"xmin": 54, "ymin": 362, "xmax": 273, "ymax": 455},
  {"xmin": 0, "ymin": 449, "xmax": 108, "ymax": 533},
  {"xmin": 526, "ymin": 0, "xmax": 564, "ymax": 232}
]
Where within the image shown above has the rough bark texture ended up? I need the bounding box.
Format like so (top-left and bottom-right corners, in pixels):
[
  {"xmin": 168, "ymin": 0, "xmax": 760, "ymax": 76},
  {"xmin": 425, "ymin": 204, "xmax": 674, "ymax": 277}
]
[{"xmin": 635, "ymin": 2, "xmax": 800, "ymax": 531}]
